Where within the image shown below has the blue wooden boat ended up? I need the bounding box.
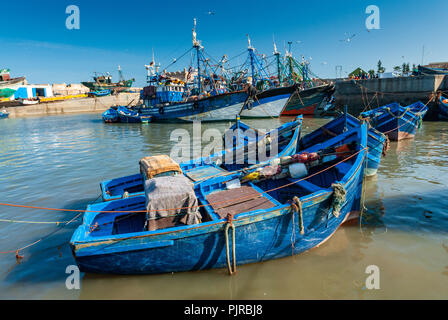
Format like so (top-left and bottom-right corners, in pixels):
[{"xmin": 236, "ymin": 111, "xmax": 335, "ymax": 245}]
[
  {"xmin": 102, "ymin": 107, "xmax": 119, "ymax": 123},
  {"xmin": 90, "ymin": 89, "xmax": 111, "ymax": 97},
  {"xmin": 406, "ymin": 101, "xmax": 428, "ymax": 118},
  {"xmin": 299, "ymin": 113, "xmax": 387, "ymax": 177},
  {"xmin": 360, "ymin": 103, "xmax": 423, "ymax": 141},
  {"xmin": 70, "ymin": 123, "xmax": 367, "ymax": 275},
  {"xmin": 438, "ymin": 96, "xmax": 448, "ymax": 120},
  {"xmin": 100, "ymin": 116, "xmax": 303, "ymax": 201},
  {"xmin": 0, "ymin": 110, "xmax": 9, "ymax": 119},
  {"xmin": 117, "ymin": 106, "xmax": 152, "ymax": 123}
]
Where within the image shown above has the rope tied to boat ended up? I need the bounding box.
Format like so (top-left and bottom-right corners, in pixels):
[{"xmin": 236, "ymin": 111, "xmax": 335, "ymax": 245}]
[
  {"xmin": 224, "ymin": 213, "xmax": 237, "ymax": 275},
  {"xmin": 382, "ymin": 135, "xmax": 390, "ymax": 157},
  {"xmin": 330, "ymin": 183, "xmax": 346, "ymax": 218},
  {"xmin": 291, "ymin": 197, "xmax": 304, "ymax": 235}
]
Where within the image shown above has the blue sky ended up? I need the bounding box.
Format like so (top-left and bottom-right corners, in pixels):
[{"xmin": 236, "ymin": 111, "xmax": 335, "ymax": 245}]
[{"xmin": 1, "ymin": 0, "xmax": 447, "ymax": 86}]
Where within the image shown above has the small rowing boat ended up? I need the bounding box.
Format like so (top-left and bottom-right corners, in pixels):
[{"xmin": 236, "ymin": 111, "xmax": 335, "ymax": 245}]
[
  {"xmin": 89, "ymin": 89, "xmax": 111, "ymax": 97},
  {"xmin": 70, "ymin": 123, "xmax": 367, "ymax": 275},
  {"xmin": 0, "ymin": 109, "xmax": 9, "ymax": 119},
  {"xmin": 117, "ymin": 106, "xmax": 152, "ymax": 123},
  {"xmin": 102, "ymin": 107, "xmax": 119, "ymax": 123},
  {"xmin": 360, "ymin": 103, "xmax": 425, "ymax": 141},
  {"xmin": 100, "ymin": 116, "xmax": 303, "ymax": 201}
]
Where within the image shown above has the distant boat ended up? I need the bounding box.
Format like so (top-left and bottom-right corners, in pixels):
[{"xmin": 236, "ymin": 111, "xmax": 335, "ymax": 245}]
[
  {"xmin": 281, "ymin": 84, "xmax": 335, "ymax": 116},
  {"xmin": 89, "ymin": 89, "xmax": 111, "ymax": 97},
  {"xmin": 438, "ymin": 96, "xmax": 448, "ymax": 121},
  {"xmin": 82, "ymin": 67, "xmax": 134, "ymax": 92},
  {"xmin": 0, "ymin": 69, "xmax": 26, "ymax": 90},
  {"xmin": 70, "ymin": 123, "xmax": 367, "ymax": 275},
  {"xmin": 99, "ymin": 116, "xmax": 303, "ymax": 201},
  {"xmin": 360, "ymin": 102, "xmax": 427, "ymax": 141},
  {"xmin": 0, "ymin": 110, "xmax": 9, "ymax": 119},
  {"xmin": 300, "ymin": 112, "xmax": 387, "ymax": 177},
  {"xmin": 20, "ymin": 98, "xmax": 39, "ymax": 105}
]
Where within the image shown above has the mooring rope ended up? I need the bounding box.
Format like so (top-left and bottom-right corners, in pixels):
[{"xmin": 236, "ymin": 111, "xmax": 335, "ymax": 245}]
[{"xmin": 224, "ymin": 214, "xmax": 237, "ymax": 275}]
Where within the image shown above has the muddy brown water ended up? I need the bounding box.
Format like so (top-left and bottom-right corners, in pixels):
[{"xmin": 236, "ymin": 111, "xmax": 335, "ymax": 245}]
[{"xmin": 0, "ymin": 114, "xmax": 447, "ymax": 299}]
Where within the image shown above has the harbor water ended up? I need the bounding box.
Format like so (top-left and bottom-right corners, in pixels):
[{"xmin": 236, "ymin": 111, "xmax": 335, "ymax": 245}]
[{"xmin": 0, "ymin": 113, "xmax": 447, "ymax": 299}]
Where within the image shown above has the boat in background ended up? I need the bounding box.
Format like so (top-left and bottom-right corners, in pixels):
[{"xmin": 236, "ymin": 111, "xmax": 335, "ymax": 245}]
[
  {"xmin": 299, "ymin": 112, "xmax": 387, "ymax": 177},
  {"xmin": 89, "ymin": 89, "xmax": 111, "ymax": 97},
  {"xmin": 100, "ymin": 116, "xmax": 303, "ymax": 201},
  {"xmin": 360, "ymin": 103, "xmax": 425, "ymax": 141},
  {"xmin": 19, "ymin": 98, "xmax": 39, "ymax": 105},
  {"xmin": 82, "ymin": 66, "xmax": 134, "ymax": 93},
  {"xmin": 0, "ymin": 88, "xmax": 16, "ymax": 99},
  {"xmin": 0, "ymin": 69, "xmax": 26, "ymax": 90},
  {"xmin": 0, "ymin": 109, "xmax": 9, "ymax": 119},
  {"xmin": 438, "ymin": 96, "xmax": 448, "ymax": 120},
  {"xmin": 70, "ymin": 123, "xmax": 367, "ymax": 275},
  {"xmin": 281, "ymin": 84, "xmax": 335, "ymax": 116}
]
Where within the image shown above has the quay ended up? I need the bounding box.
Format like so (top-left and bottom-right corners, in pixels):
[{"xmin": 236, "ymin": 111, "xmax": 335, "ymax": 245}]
[
  {"xmin": 333, "ymin": 74, "xmax": 448, "ymax": 119},
  {"xmin": 2, "ymin": 92, "xmax": 140, "ymax": 118}
]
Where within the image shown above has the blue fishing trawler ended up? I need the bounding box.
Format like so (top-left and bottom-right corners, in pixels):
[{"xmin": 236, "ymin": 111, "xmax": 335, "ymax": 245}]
[
  {"xmin": 70, "ymin": 123, "xmax": 367, "ymax": 275},
  {"xmin": 360, "ymin": 102, "xmax": 427, "ymax": 141},
  {"xmin": 138, "ymin": 21, "xmax": 296, "ymax": 122},
  {"xmin": 100, "ymin": 116, "xmax": 303, "ymax": 201},
  {"xmin": 299, "ymin": 112, "xmax": 387, "ymax": 177}
]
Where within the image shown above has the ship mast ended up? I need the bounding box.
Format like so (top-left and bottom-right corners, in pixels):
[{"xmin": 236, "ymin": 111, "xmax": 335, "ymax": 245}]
[
  {"xmin": 247, "ymin": 34, "xmax": 256, "ymax": 87},
  {"xmin": 193, "ymin": 18, "xmax": 201, "ymax": 94},
  {"xmin": 273, "ymin": 38, "xmax": 282, "ymax": 86}
]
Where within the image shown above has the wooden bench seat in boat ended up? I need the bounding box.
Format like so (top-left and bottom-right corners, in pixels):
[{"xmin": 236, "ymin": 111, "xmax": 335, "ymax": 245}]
[
  {"xmin": 185, "ymin": 165, "xmax": 227, "ymax": 182},
  {"xmin": 206, "ymin": 186, "xmax": 277, "ymax": 219}
]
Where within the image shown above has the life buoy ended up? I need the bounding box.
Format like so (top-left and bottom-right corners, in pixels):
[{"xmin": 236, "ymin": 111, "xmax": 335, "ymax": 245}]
[{"xmin": 159, "ymin": 107, "xmax": 164, "ymax": 114}]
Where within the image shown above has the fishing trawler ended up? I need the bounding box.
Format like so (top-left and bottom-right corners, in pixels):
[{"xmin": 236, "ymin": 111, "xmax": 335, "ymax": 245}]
[
  {"xmin": 0, "ymin": 69, "xmax": 26, "ymax": 90},
  {"xmin": 82, "ymin": 66, "xmax": 134, "ymax": 92}
]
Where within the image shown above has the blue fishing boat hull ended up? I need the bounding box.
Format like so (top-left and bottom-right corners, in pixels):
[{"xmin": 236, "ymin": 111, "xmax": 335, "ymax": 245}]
[
  {"xmin": 102, "ymin": 108, "xmax": 119, "ymax": 123},
  {"xmin": 117, "ymin": 106, "xmax": 152, "ymax": 123},
  {"xmin": 141, "ymin": 91, "xmax": 248, "ymax": 122},
  {"xmin": 0, "ymin": 112, "xmax": 9, "ymax": 119},
  {"xmin": 360, "ymin": 103, "xmax": 422, "ymax": 141},
  {"xmin": 91, "ymin": 89, "xmax": 111, "ymax": 97},
  {"xmin": 300, "ymin": 113, "xmax": 386, "ymax": 177},
  {"xmin": 71, "ymin": 124, "xmax": 367, "ymax": 274},
  {"xmin": 438, "ymin": 97, "xmax": 448, "ymax": 120}
]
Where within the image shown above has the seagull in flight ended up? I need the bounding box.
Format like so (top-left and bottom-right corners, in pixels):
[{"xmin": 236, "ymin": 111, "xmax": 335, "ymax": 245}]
[
  {"xmin": 340, "ymin": 33, "xmax": 356, "ymax": 43},
  {"xmin": 206, "ymin": 10, "xmax": 216, "ymax": 15}
]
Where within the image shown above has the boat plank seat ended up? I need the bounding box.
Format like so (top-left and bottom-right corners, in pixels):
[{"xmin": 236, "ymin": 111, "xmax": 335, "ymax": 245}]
[
  {"xmin": 185, "ymin": 165, "xmax": 227, "ymax": 182},
  {"xmin": 206, "ymin": 186, "xmax": 276, "ymax": 219},
  {"xmin": 289, "ymin": 178, "xmax": 321, "ymax": 193}
]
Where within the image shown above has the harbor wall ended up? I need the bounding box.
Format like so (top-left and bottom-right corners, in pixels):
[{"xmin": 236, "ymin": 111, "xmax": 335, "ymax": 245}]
[
  {"xmin": 4, "ymin": 92, "xmax": 140, "ymax": 118},
  {"xmin": 333, "ymin": 75, "xmax": 448, "ymax": 118}
]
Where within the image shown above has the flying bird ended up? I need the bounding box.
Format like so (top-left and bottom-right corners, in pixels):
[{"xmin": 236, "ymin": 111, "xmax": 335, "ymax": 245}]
[
  {"xmin": 206, "ymin": 10, "xmax": 215, "ymax": 15},
  {"xmin": 340, "ymin": 33, "xmax": 356, "ymax": 43}
]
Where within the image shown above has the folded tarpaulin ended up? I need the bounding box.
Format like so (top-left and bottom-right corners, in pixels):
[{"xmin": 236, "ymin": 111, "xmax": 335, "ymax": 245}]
[
  {"xmin": 144, "ymin": 175, "xmax": 201, "ymax": 231},
  {"xmin": 139, "ymin": 155, "xmax": 183, "ymax": 180}
]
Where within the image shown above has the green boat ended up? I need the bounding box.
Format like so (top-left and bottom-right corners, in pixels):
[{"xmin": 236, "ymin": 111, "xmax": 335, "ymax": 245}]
[{"xmin": 82, "ymin": 66, "xmax": 134, "ymax": 92}]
